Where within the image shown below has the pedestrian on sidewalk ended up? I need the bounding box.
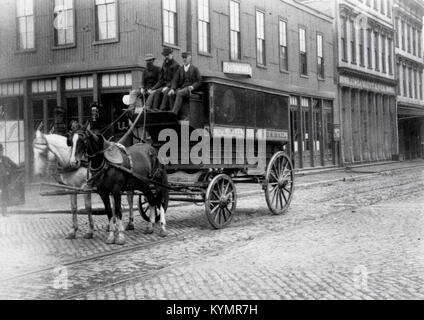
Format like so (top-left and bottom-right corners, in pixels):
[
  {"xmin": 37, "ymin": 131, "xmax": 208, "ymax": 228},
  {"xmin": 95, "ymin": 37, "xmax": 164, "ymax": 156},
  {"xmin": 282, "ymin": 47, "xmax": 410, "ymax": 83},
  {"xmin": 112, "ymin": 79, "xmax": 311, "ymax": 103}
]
[{"xmin": 0, "ymin": 143, "xmax": 19, "ymax": 216}]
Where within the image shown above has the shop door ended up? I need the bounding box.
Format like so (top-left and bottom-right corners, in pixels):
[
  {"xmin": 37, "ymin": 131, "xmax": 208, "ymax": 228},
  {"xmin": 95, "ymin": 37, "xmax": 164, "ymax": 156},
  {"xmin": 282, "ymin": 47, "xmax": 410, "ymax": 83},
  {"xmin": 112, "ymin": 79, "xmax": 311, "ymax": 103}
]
[
  {"xmin": 312, "ymin": 99, "xmax": 322, "ymax": 166},
  {"xmin": 66, "ymin": 95, "xmax": 94, "ymax": 126},
  {"xmin": 100, "ymin": 93, "xmax": 129, "ymax": 141},
  {"xmin": 301, "ymin": 97, "xmax": 312, "ymax": 168},
  {"xmin": 32, "ymin": 98, "xmax": 56, "ymax": 133},
  {"xmin": 290, "ymin": 97, "xmax": 301, "ymax": 168},
  {"xmin": 322, "ymin": 108, "xmax": 334, "ymax": 166}
]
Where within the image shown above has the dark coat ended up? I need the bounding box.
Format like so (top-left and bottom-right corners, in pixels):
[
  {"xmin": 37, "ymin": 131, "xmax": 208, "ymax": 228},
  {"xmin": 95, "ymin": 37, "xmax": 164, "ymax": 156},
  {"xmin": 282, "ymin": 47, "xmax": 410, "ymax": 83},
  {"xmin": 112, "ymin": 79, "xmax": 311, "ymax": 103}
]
[
  {"xmin": 0, "ymin": 155, "xmax": 18, "ymax": 179},
  {"xmin": 171, "ymin": 64, "xmax": 201, "ymax": 91},
  {"xmin": 141, "ymin": 65, "xmax": 161, "ymax": 90},
  {"xmin": 152, "ymin": 59, "xmax": 180, "ymax": 90}
]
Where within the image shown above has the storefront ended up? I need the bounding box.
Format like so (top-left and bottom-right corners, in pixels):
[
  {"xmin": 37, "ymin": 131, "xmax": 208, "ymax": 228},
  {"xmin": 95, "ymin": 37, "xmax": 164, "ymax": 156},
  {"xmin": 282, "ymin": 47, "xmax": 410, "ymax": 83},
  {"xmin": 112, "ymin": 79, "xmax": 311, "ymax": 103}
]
[
  {"xmin": 290, "ymin": 95, "xmax": 337, "ymax": 169},
  {"xmin": 0, "ymin": 82, "xmax": 25, "ymax": 165}
]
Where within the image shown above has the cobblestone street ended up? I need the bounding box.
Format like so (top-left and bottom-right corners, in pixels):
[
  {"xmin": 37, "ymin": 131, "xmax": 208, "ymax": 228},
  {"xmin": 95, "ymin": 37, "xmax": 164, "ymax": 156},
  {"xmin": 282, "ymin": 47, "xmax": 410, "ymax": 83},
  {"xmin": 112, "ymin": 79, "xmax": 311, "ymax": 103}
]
[{"xmin": 1, "ymin": 161, "xmax": 424, "ymax": 299}]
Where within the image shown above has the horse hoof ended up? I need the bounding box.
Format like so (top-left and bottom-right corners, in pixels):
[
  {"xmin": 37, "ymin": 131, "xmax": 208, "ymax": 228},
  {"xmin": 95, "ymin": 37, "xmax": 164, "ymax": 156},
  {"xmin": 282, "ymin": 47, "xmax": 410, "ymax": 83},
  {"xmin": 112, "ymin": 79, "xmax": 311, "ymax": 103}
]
[
  {"xmin": 125, "ymin": 223, "xmax": 135, "ymax": 231},
  {"xmin": 84, "ymin": 232, "xmax": 94, "ymax": 239},
  {"xmin": 66, "ymin": 232, "xmax": 76, "ymax": 240},
  {"xmin": 106, "ymin": 233, "xmax": 115, "ymax": 244},
  {"xmin": 159, "ymin": 229, "xmax": 168, "ymax": 238},
  {"xmin": 144, "ymin": 227, "xmax": 154, "ymax": 235},
  {"xmin": 115, "ymin": 233, "xmax": 126, "ymax": 245}
]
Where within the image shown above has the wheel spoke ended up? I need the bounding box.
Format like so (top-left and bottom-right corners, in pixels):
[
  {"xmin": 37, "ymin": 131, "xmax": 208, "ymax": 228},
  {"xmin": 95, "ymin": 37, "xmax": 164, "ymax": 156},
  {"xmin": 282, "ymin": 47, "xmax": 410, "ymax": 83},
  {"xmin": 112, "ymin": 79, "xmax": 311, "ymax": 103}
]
[
  {"xmin": 210, "ymin": 205, "xmax": 220, "ymax": 215},
  {"xmin": 224, "ymin": 207, "xmax": 232, "ymax": 221},
  {"xmin": 271, "ymin": 186, "xmax": 278, "ymax": 206},
  {"xmin": 224, "ymin": 186, "xmax": 234, "ymax": 199},
  {"xmin": 281, "ymin": 189, "xmax": 288, "ymax": 204},
  {"xmin": 212, "ymin": 190, "xmax": 220, "ymax": 200},
  {"xmin": 283, "ymin": 186, "xmax": 292, "ymax": 194},
  {"xmin": 223, "ymin": 180, "xmax": 230, "ymax": 196},
  {"xmin": 270, "ymin": 171, "xmax": 279, "ymax": 182},
  {"xmin": 278, "ymin": 191, "xmax": 283, "ymax": 209}
]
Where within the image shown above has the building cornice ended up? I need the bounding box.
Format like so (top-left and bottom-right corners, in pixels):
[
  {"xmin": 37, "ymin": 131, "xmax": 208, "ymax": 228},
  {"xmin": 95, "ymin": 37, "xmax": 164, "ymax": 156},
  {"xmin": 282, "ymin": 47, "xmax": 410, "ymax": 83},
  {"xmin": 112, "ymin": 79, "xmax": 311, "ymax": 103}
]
[{"xmin": 338, "ymin": 67, "xmax": 398, "ymax": 87}]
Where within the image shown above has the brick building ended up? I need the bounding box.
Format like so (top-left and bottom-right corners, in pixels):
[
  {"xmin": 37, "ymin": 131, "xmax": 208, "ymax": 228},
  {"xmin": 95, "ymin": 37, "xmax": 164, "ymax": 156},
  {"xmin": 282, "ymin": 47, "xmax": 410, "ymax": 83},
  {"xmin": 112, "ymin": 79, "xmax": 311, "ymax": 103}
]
[
  {"xmin": 0, "ymin": 0, "xmax": 338, "ymax": 178},
  {"xmin": 393, "ymin": 0, "xmax": 424, "ymax": 160}
]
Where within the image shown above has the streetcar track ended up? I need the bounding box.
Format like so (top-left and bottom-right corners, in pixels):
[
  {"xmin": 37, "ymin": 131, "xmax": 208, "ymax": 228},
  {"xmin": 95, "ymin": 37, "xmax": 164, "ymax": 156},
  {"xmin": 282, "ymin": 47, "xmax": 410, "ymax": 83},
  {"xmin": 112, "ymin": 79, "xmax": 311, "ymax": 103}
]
[{"xmin": 1, "ymin": 164, "xmax": 424, "ymax": 297}]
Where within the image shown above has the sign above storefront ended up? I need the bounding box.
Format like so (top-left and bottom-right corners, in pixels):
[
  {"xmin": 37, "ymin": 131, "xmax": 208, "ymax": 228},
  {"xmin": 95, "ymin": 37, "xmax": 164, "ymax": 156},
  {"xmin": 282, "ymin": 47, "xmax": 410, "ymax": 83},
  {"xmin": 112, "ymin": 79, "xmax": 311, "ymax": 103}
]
[
  {"xmin": 223, "ymin": 62, "xmax": 252, "ymax": 77},
  {"xmin": 339, "ymin": 75, "xmax": 396, "ymax": 95}
]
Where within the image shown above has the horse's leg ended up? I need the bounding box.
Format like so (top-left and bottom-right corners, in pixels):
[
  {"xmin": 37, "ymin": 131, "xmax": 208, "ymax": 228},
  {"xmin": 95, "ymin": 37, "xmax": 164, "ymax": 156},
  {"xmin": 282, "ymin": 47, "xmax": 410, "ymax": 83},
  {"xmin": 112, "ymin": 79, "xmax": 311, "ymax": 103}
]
[
  {"xmin": 144, "ymin": 206, "xmax": 155, "ymax": 234},
  {"xmin": 114, "ymin": 192, "xmax": 126, "ymax": 245},
  {"xmin": 83, "ymin": 193, "xmax": 94, "ymax": 239},
  {"xmin": 100, "ymin": 192, "xmax": 114, "ymax": 244},
  {"xmin": 158, "ymin": 205, "xmax": 167, "ymax": 238},
  {"xmin": 66, "ymin": 194, "xmax": 78, "ymax": 239},
  {"xmin": 126, "ymin": 192, "xmax": 135, "ymax": 231}
]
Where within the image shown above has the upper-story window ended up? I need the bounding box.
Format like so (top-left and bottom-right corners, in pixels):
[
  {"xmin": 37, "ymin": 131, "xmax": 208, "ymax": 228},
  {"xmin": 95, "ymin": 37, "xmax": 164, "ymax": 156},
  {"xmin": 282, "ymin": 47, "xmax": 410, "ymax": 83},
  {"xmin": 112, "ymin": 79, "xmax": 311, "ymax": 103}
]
[
  {"xmin": 163, "ymin": 0, "xmax": 178, "ymax": 45},
  {"xmin": 229, "ymin": 0, "xmax": 240, "ymax": 60},
  {"xmin": 407, "ymin": 23, "xmax": 411, "ymax": 53},
  {"xmin": 279, "ymin": 19, "xmax": 288, "ymax": 71},
  {"xmin": 414, "ymin": 69, "xmax": 418, "ymax": 99},
  {"xmin": 341, "ymin": 17, "xmax": 347, "ymax": 61},
  {"xmin": 317, "ymin": 33, "xmax": 324, "ymax": 78},
  {"xmin": 54, "ymin": 0, "xmax": 75, "ymax": 46},
  {"xmin": 16, "ymin": 0, "xmax": 34, "ymax": 50},
  {"xmin": 387, "ymin": 0, "xmax": 391, "ymax": 18},
  {"xmin": 380, "ymin": 0, "xmax": 385, "ymax": 15},
  {"xmin": 373, "ymin": 0, "xmax": 378, "ymax": 10},
  {"xmin": 198, "ymin": 0, "xmax": 210, "ymax": 53},
  {"xmin": 256, "ymin": 10, "xmax": 265, "ymax": 66},
  {"xmin": 418, "ymin": 30, "xmax": 422, "ymax": 57},
  {"xmin": 419, "ymin": 72, "xmax": 422, "ymax": 100},
  {"xmin": 401, "ymin": 20, "xmax": 405, "ymax": 50},
  {"xmin": 412, "ymin": 26, "xmax": 416, "ymax": 56},
  {"xmin": 95, "ymin": 0, "xmax": 117, "ymax": 41},
  {"xmin": 299, "ymin": 27, "xmax": 307, "ymax": 75},
  {"xmin": 388, "ymin": 38, "xmax": 393, "ymax": 75},
  {"xmin": 374, "ymin": 31, "xmax": 379, "ymax": 71},
  {"xmin": 409, "ymin": 67, "xmax": 413, "ymax": 98},
  {"xmin": 381, "ymin": 35, "xmax": 386, "ymax": 73},
  {"xmin": 366, "ymin": 0, "xmax": 371, "ymax": 6},
  {"xmin": 359, "ymin": 27, "xmax": 365, "ymax": 66},
  {"xmin": 395, "ymin": 17, "xmax": 399, "ymax": 48},
  {"xmin": 403, "ymin": 65, "xmax": 407, "ymax": 96},
  {"xmin": 367, "ymin": 28, "xmax": 372, "ymax": 69},
  {"xmin": 350, "ymin": 20, "xmax": 356, "ymax": 64}
]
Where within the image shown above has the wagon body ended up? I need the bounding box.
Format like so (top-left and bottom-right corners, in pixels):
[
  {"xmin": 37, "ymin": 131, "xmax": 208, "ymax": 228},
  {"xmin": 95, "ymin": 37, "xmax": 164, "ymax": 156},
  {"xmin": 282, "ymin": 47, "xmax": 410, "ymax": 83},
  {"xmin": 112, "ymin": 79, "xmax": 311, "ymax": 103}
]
[{"xmin": 131, "ymin": 79, "xmax": 295, "ymax": 228}]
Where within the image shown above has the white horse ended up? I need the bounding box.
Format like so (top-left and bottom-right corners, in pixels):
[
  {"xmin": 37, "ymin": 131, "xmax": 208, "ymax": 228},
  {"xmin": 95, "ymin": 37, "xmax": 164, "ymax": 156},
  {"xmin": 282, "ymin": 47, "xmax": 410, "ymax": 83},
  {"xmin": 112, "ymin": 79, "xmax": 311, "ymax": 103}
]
[
  {"xmin": 33, "ymin": 127, "xmax": 137, "ymax": 239},
  {"xmin": 33, "ymin": 128, "xmax": 95, "ymax": 239}
]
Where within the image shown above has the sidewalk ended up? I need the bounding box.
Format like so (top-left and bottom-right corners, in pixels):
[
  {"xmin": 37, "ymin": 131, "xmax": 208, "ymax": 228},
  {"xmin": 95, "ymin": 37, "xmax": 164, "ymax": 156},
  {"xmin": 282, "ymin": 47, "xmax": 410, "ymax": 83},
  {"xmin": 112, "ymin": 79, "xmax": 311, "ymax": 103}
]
[{"xmin": 7, "ymin": 159, "xmax": 424, "ymax": 214}]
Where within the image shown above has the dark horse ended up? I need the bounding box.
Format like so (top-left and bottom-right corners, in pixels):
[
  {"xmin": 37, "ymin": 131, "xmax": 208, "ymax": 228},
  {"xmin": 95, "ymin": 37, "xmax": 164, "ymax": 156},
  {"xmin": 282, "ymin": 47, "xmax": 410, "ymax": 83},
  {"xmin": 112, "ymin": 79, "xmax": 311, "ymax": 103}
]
[{"xmin": 69, "ymin": 125, "xmax": 169, "ymax": 245}]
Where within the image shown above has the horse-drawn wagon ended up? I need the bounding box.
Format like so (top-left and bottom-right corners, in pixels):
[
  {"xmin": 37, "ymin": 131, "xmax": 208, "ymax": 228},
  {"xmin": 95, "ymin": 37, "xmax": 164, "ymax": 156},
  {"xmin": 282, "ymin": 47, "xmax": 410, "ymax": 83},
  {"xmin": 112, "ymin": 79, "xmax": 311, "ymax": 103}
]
[
  {"xmin": 35, "ymin": 79, "xmax": 295, "ymax": 244},
  {"xmin": 129, "ymin": 79, "xmax": 295, "ymax": 229}
]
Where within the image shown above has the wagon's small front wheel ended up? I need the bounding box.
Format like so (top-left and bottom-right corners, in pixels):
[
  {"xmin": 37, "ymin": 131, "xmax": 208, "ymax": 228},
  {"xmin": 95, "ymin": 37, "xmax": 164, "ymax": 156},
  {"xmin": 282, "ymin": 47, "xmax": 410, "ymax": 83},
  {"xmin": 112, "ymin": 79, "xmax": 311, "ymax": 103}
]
[
  {"xmin": 264, "ymin": 152, "xmax": 295, "ymax": 215},
  {"xmin": 205, "ymin": 174, "xmax": 237, "ymax": 229}
]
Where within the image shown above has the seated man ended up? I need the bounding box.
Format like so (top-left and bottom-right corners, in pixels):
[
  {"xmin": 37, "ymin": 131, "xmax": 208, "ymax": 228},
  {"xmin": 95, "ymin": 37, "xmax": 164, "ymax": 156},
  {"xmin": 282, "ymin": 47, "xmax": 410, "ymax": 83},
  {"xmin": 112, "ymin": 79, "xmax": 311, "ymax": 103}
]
[
  {"xmin": 146, "ymin": 47, "xmax": 180, "ymax": 111},
  {"xmin": 168, "ymin": 52, "xmax": 201, "ymax": 117},
  {"xmin": 140, "ymin": 53, "xmax": 160, "ymax": 109}
]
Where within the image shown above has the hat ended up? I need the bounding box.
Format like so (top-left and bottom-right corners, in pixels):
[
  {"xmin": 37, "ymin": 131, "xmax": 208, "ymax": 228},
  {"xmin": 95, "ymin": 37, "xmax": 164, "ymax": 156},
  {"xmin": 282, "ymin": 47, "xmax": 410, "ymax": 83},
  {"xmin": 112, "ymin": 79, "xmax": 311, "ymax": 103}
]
[
  {"xmin": 181, "ymin": 52, "xmax": 191, "ymax": 58},
  {"xmin": 161, "ymin": 47, "xmax": 173, "ymax": 56},
  {"xmin": 145, "ymin": 53, "xmax": 155, "ymax": 61}
]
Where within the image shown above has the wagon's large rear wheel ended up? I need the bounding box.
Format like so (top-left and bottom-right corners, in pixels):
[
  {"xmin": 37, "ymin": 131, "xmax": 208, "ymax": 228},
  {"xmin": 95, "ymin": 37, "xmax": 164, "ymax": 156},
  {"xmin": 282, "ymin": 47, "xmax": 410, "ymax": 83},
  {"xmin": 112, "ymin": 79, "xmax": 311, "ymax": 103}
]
[
  {"xmin": 264, "ymin": 152, "xmax": 294, "ymax": 215},
  {"xmin": 205, "ymin": 174, "xmax": 237, "ymax": 229}
]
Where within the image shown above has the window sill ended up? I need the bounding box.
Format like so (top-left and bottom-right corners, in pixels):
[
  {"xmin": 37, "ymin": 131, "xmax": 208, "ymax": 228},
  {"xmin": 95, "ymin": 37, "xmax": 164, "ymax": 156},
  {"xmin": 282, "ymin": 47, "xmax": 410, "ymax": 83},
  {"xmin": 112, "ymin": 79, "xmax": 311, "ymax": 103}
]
[
  {"xmin": 257, "ymin": 64, "xmax": 267, "ymax": 70},
  {"xmin": 163, "ymin": 43, "xmax": 181, "ymax": 51},
  {"xmin": 300, "ymin": 74, "xmax": 309, "ymax": 79},
  {"xmin": 198, "ymin": 51, "xmax": 213, "ymax": 58},
  {"xmin": 52, "ymin": 44, "xmax": 76, "ymax": 50},
  {"xmin": 280, "ymin": 69, "xmax": 289, "ymax": 74},
  {"xmin": 15, "ymin": 48, "xmax": 36, "ymax": 54},
  {"xmin": 93, "ymin": 38, "xmax": 119, "ymax": 46},
  {"xmin": 318, "ymin": 77, "xmax": 325, "ymax": 81}
]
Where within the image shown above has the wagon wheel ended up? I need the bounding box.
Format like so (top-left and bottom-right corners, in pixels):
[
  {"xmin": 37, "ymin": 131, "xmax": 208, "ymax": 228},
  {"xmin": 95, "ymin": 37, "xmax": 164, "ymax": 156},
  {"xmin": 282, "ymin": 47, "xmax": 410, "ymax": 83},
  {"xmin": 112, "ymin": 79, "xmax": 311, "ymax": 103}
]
[
  {"xmin": 138, "ymin": 194, "xmax": 169, "ymax": 223},
  {"xmin": 205, "ymin": 174, "xmax": 237, "ymax": 229},
  {"xmin": 264, "ymin": 152, "xmax": 294, "ymax": 215}
]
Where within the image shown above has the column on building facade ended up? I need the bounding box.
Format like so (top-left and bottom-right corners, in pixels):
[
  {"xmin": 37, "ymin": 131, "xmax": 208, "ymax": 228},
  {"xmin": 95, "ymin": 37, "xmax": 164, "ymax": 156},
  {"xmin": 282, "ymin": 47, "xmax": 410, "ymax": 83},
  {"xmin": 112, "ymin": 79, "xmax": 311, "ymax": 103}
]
[
  {"xmin": 346, "ymin": 18, "xmax": 352, "ymax": 63},
  {"xmin": 342, "ymin": 87, "xmax": 354, "ymax": 163},
  {"xmin": 352, "ymin": 89, "xmax": 362, "ymax": 161},
  {"xmin": 390, "ymin": 96, "xmax": 398, "ymax": 158},
  {"xmin": 405, "ymin": 62, "xmax": 409, "ymax": 98},
  {"xmin": 398, "ymin": 61, "xmax": 403, "ymax": 96},
  {"xmin": 376, "ymin": 94, "xmax": 384, "ymax": 159},
  {"xmin": 360, "ymin": 90, "xmax": 370, "ymax": 161},
  {"xmin": 370, "ymin": 92, "xmax": 377, "ymax": 161},
  {"xmin": 397, "ymin": 17, "xmax": 402, "ymax": 50},
  {"xmin": 383, "ymin": 95, "xmax": 391, "ymax": 159}
]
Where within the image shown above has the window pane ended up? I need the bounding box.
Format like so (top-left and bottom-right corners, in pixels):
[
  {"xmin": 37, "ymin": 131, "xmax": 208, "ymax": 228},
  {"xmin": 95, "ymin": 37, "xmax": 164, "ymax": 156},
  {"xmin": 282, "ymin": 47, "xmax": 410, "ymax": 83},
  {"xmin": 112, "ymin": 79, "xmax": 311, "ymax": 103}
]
[
  {"xmin": 99, "ymin": 22, "xmax": 107, "ymax": 40},
  {"xmin": 58, "ymin": 29, "xmax": 65, "ymax": 44},
  {"xmin": 66, "ymin": 10, "xmax": 73, "ymax": 28},
  {"xmin": 66, "ymin": 27, "xmax": 74, "ymax": 43},
  {"xmin": 169, "ymin": 0, "xmax": 176, "ymax": 12},
  {"xmin": 107, "ymin": 3, "xmax": 116, "ymax": 22},
  {"xmin": 16, "ymin": 0, "xmax": 25, "ymax": 17},
  {"xmin": 24, "ymin": 0, "xmax": 33, "ymax": 16},
  {"xmin": 64, "ymin": 0, "xmax": 73, "ymax": 9},
  {"xmin": 97, "ymin": 5, "xmax": 107, "ymax": 22},
  {"xmin": 279, "ymin": 21, "xmax": 286, "ymax": 46},
  {"xmin": 96, "ymin": 0, "xmax": 106, "ymax": 4},
  {"xmin": 107, "ymin": 21, "xmax": 116, "ymax": 38},
  {"xmin": 163, "ymin": 0, "xmax": 170, "ymax": 11}
]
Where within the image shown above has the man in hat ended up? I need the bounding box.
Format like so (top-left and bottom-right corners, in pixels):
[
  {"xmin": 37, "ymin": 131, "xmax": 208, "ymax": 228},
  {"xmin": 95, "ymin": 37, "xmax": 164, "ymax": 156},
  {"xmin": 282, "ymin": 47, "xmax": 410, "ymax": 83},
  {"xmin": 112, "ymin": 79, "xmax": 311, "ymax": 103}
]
[
  {"xmin": 51, "ymin": 106, "xmax": 67, "ymax": 135},
  {"xmin": 147, "ymin": 47, "xmax": 180, "ymax": 111},
  {"xmin": 0, "ymin": 143, "xmax": 19, "ymax": 216},
  {"xmin": 168, "ymin": 52, "xmax": 201, "ymax": 116},
  {"xmin": 140, "ymin": 53, "xmax": 161, "ymax": 110}
]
